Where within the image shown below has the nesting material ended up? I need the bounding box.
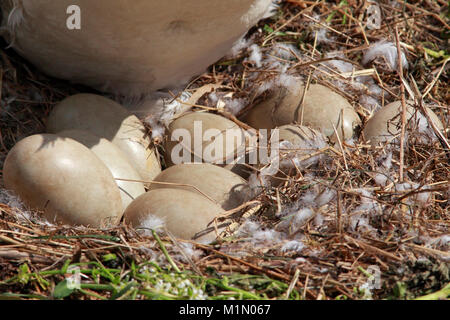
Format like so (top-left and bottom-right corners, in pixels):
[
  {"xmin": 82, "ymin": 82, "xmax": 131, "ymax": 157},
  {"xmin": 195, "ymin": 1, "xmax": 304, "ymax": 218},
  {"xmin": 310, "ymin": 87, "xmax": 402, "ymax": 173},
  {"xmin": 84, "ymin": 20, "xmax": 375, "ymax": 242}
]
[
  {"xmin": 209, "ymin": 92, "xmax": 248, "ymax": 116},
  {"xmin": 0, "ymin": 188, "xmax": 54, "ymax": 226},
  {"xmin": 277, "ymin": 207, "xmax": 318, "ymax": 236},
  {"xmin": 243, "ymin": 78, "xmax": 304, "ymax": 129},
  {"xmin": 2, "ymin": 134, "xmax": 123, "ymax": 227},
  {"xmin": 248, "ymin": 44, "xmax": 264, "ymax": 68},
  {"xmin": 237, "ymin": 220, "xmax": 283, "ymax": 244},
  {"xmin": 58, "ymin": 129, "xmax": 146, "ymax": 211},
  {"xmin": 278, "ymin": 124, "xmax": 328, "ymax": 168},
  {"xmin": 148, "ymin": 163, "xmax": 249, "ymax": 210},
  {"xmin": 242, "ymin": 81, "xmax": 361, "ymax": 141},
  {"xmin": 362, "ymin": 40, "xmax": 408, "ymax": 71},
  {"xmin": 395, "ymin": 182, "xmax": 432, "ymax": 207},
  {"xmin": 165, "ymin": 112, "xmax": 247, "ymax": 166},
  {"xmin": 362, "ymin": 100, "xmax": 444, "ymax": 146},
  {"xmin": 123, "ymin": 188, "xmax": 225, "ymax": 244},
  {"xmin": 349, "ymin": 189, "xmax": 380, "ymax": 235},
  {"xmin": 46, "ymin": 94, "xmax": 161, "ymax": 182},
  {"xmin": 134, "ymin": 90, "xmax": 193, "ymax": 127},
  {"xmin": 262, "ymin": 124, "xmax": 328, "ymax": 186},
  {"xmin": 0, "ymin": 0, "xmax": 271, "ymax": 95}
]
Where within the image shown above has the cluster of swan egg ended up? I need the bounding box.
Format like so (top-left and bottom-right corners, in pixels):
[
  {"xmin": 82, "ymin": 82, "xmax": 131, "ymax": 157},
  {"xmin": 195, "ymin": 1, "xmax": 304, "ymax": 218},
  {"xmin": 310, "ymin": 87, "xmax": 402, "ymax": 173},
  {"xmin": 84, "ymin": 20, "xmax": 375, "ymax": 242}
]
[
  {"xmin": 234, "ymin": 78, "xmax": 361, "ymax": 182},
  {"xmin": 2, "ymin": 95, "xmax": 251, "ymax": 242},
  {"xmin": 0, "ymin": 0, "xmax": 274, "ymax": 240},
  {"xmin": 124, "ymin": 91, "xmax": 442, "ymax": 242},
  {"xmin": 3, "ymin": 1, "xmax": 446, "ymax": 246},
  {"xmin": 3, "ymin": 94, "xmax": 161, "ymax": 227},
  {"xmin": 236, "ymin": 77, "xmax": 446, "ymax": 190},
  {"xmin": 2, "ymin": 88, "xmax": 445, "ymax": 243}
]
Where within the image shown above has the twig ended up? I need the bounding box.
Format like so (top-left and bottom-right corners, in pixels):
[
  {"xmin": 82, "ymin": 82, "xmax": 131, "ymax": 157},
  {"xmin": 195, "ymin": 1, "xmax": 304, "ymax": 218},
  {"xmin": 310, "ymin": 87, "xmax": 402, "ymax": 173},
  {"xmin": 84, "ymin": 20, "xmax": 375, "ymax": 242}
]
[
  {"xmin": 345, "ymin": 235, "xmax": 403, "ymax": 262},
  {"xmin": 285, "ymin": 268, "xmax": 300, "ymax": 299},
  {"xmin": 114, "ymin": 178, "xmax": 218, "ymax": 205},
  {"xmin": 394, "ymin": 26, "xmax": 407, "ymax": 183}
]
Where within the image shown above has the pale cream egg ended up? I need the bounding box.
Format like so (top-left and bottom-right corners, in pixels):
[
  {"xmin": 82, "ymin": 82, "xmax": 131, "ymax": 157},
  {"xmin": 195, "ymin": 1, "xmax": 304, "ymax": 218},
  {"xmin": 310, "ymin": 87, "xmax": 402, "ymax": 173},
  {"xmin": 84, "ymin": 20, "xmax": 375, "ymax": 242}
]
[
  {"xmin": 58, "ymin": 129, "xmax": 146, "ymax": 211},
  {"xmin": 362, "ymin": 100, "xmax": 444, "ymax": 145},
  {"xmin": 3, "ymin": 134, "xmax": 123, "ymax": 227},
  {"xmin": 46, "ymin": 93, "xmax": 161, "ymax": 183},
  {"xmin": 148, "ymin": 163, "xmax": 248, "ymax": 210},
  {"xmin": 165, "ymin": 112, "xmax": 247, "ymax": 166},
  {"xmin": 243, "ymin": 82, "xmax": 361, "ymax": 141},
  {"xmin": 123, "ymin": 188, "xmax": 225, "ymax": 243}
]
